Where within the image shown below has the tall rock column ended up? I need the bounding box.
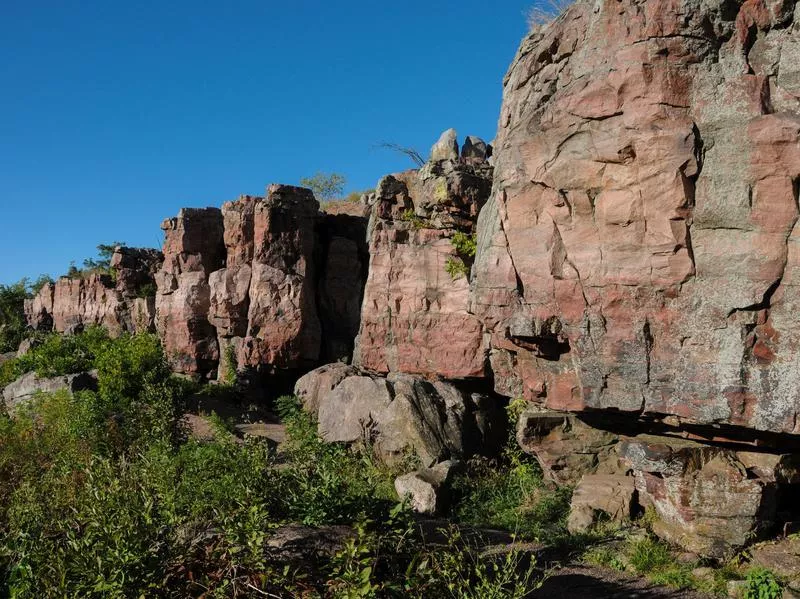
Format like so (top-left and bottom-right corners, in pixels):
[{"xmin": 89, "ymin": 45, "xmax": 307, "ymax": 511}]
[
  {"xmin": 208, "ymin": 195, "xmax": 257, "ymax": 380},
  {"xmin": 238, "ymin": 184, "xmax": 322, "ymax": 370},
  {"xmin": 156, "ymin": 208, "xmax": 224, "ymax": 377},
  {"xmin": 354, "ymin": 139, "xmax": 493, "ymax": 380}
]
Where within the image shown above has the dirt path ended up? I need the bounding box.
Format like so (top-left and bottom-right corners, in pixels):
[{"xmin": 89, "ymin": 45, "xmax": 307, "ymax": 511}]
[{"xmin": 531, "ymin": 564, "xmax": 712, "ymax": 598}]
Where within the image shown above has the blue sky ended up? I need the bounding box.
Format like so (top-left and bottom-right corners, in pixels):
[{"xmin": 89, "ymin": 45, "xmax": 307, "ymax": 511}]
[{"xmin": 0, "ymin": 0, "xmax": 536, "ymax": 284}]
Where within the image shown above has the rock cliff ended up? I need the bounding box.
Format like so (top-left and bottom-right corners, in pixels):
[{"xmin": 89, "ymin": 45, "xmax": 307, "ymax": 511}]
[
  {"xmin": 25, "ymin": 246, "xmax": 162, "ymax": 336},
  {"xmin": 18, "ymin": 0, "xmax": 800, "ymax": 559},
  {"xmin": 472, "ymin": 0, "xmax": 800, "ymax": 436}
]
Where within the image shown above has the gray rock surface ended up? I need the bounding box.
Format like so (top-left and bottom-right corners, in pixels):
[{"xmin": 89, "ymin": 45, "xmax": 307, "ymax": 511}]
[
  {"xmin": 2, "ymin": 370, "xmax": 98, "ymax": 412},
  {"xmin": 429, "ymin": 128, "xmax": 459, "ymax": 162},
  {"xmin": 311, "ymin": 369, "xmax": 503, "ymax": 466},
  {"xmin": 567, "ymin": 474, "xmax": 636, "ymax": 534},
  {"xmin": 394, "ymin": 460, "xmax": 462, "ymax": 515}
]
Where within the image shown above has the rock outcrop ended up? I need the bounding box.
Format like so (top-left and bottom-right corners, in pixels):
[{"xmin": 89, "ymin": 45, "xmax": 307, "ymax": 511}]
[
  {"xmin": 25, "ymin": 247, "xmax": 162, "ymax": 336},
  {"xmin": 471, "ymin": 0, "xmax": 800, "ymax": 434},
  {"xmin": 2, "ymin": 371, "xmax": 98, "ymax": 413},
  {"xmin": 296, "ymin": 364, "xmax": 504, "ymax": 466},
  {"xmin": 618, "ymin": 435, "xmax": 797, "ymax": 558},
  {"xmin": 354, "ymin": 141, "xmax": 493, "ymax": 379},
  {"xmin": 156, "ymin": 207, "xmax": 225, "ymax": 376}
]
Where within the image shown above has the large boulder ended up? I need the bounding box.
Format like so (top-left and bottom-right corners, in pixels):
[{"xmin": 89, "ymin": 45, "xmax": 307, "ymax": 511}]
[
  {"xmin": 301, "ymin": 366, "xmax": 504, "ymax": 466},
  {"xmin": 619, "ymin": 436, "xmax": 786, "ymax": 558},
  {"xmin": 471, "ymin": 0, "xmax": 800, "ymax": 435},
  {"xmin": 567, "ymin": 474, "xmax": 636, "ymax": 534},
  {"xmin": 394, "ymin": 460, "xmax": 462, "ymax": 515},
  {"xmin": 516, "ymin": 406, "xmax": 621, "ymax": 486},
  {"xmin": 3, "ymin": 371, "xmax": 97, "ymax": 413}
]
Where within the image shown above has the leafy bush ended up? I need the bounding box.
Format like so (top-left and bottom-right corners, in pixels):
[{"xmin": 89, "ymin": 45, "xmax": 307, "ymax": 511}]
[
  {"xmin": 15, "ymin": 326, "xmax": 110, "ymax": 378},
  {"xmin": 745, "ymin": 567, "xmax": 783, "ymax": 599},
  {"xmin": 0, "ymin": 281, "xmax": 30, "ymax": 353},
  {"xmin": 451, "ymin": 231, "xmax": 477, "ymax": 258},
  {"xmin": 0, "ymin": 336, "xmax": 550, "ymax": 597},
  {"xmin": 446, "ymin": 256, "xmax": 471, "ymax": 280},
  {"xmin": 400, "ymin": 208, "xmax": 427, "ymax": 229}
]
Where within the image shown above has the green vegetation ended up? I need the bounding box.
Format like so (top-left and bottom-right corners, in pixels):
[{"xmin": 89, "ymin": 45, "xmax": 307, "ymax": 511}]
[
  {"xmin": 300, "ymin": 172, "xmax": 347, "ymax": 203},
  {"xmin": 0, "ymin": 276, "xmax": 54, "ymax": 353},
  {"xmin": 0, "ymin": 330, "xmax": 549, "ymax": 597},
  {"xmin": 745, "ymin": 567, "xmax": 783, "ymax": 599},
  {"xmin": 66, "ymin": 242, "xmax": 125, "ymax": 279},
  {"xmin": 0, "ymin": 281, "xmax": 30, "ymax": 354},
  {"xmin": 446, "ymin": 231, "xmax": 478, "ymax": 280},
  {"xmin": 400, "ymin": 208, "xmax": 427, "ymax": 229}
]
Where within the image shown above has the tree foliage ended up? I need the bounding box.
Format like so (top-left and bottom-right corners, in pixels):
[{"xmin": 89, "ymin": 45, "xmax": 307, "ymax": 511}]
[{"xmin": 300, "ymin": 172, "xmax": 346, "ymax": 203}]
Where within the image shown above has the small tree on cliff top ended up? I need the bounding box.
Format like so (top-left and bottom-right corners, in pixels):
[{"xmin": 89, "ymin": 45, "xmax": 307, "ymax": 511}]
[{"xmin": 300, "ymin": 172, "xmax": 346, "ymax": 203}]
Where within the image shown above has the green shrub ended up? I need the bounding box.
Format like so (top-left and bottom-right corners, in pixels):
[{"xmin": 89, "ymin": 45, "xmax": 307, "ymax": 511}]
[
  {"xmin": 745, "ymin": 567, "xmax": 783, "ymax": 599},
  {"xmin": 135, "ymin": 281, "xmax": 157, "ymax": 298},
  {"xmin": 15, "ymin": 326, "xmax": 110, "ymax": 378},
  {"xmin": 0, "ymin": 281, "xmax": 29, "ymax": 353},
  {"xmin": 400, "ymin": 208, "xmax": 427, "ymax": 229},
  {"xmin": 451, "ymin": 231, "xmax": 477, "ymax": 258},
  {"xmin": 300, "ymin": 172, "xmax": 346, "ymax": 203},
  {"xmin": 446, "ymin": 256, "xmax": 471, "ymax": 280}
]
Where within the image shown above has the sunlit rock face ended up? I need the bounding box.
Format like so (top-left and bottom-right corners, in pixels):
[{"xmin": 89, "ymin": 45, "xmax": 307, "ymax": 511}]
[
  {"xmin": 155, "ymin": 185, "xmax": 369, "ymax": 379},
  {"xmin": 472, "ymin": 0, "xmax": 800, "ymax": 433},
  {"xmin": 25, "ymin": 247, "xmax": 163, "ymax": 337},
  {"xmin": 354, "ymin": 147, "xmax": 494, "ymax": 380}
]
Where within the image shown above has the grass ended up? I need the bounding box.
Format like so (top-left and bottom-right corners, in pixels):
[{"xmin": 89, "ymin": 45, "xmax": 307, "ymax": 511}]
[{"xmin": 527, "ymin": 0, "xmax": 574, "ymax": 29}]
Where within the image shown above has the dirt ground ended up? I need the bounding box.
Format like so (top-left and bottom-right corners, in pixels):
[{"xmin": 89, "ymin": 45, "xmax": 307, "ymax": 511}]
[{"xmin": 530, "ymin": 564, "xmax": 713, "ymax": 598}]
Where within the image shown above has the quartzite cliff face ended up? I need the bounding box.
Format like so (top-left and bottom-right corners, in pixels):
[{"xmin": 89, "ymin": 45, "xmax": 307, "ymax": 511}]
[{"xmin": 473, "ymin": 0, "xmax": 800, "ymax": 435}]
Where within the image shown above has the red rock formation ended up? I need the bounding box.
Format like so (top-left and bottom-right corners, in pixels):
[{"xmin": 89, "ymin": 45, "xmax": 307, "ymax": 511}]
[
  {"xmin": 238, "ymin": 185, "xmax": 322, "ymax": 370},
  {"xmin": 156, "ymin": 208, "xmax": 224, "ymax": 376},
  {"xmin": 355, "ymin": 154, "xmax": 493, "ymax": 380},
  {"xmin": 25, "ymin": 247, "xmax": 162, "ymax": 336},
  {"xmin": 472, "ymin": 0, "xmax": 800, "ymax": 433}
]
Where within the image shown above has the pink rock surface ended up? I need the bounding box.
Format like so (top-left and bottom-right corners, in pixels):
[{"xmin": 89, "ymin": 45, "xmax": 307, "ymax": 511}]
[
  {"xmin": 25, "ymin": 247, "xmax": 162, "ymax": 336},
  {"xmin": 156, "ymin": 208, "xmax": 224, "ymax": 376},
  {"xmin": 472, "ymin": 0, "xmax": 800, "ymax": 432},
  {"xmin": 355, "ymin": 157, "xmax": 492, "ymax": 380},
  {"xmin": 238, "ymin": 185, "xmax": 321, "ymax": 369}
]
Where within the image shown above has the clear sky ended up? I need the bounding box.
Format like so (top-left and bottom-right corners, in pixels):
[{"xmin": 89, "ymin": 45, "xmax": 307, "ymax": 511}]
[{"xmin": 0, "ymin": 0, "xmax": 537, "ymax": 285}]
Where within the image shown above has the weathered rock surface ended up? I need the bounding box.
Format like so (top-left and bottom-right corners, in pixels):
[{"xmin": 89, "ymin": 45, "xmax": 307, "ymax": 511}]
[
  {"xmin": 25, "ymin": 247, "xmax": 162, "ymax": 336},
  {"xmin": 471, "ymin": 0, "xmax": 800, "ymax": 434},
  {"xmin": 317, "ymin": 209, "xmax": 370, "ymax": 363},
  {"xmin": 516, "ymin": 406, "xmax": 621, "ymax": 486},
  {"xmin": 156, "ymin": 208, "xmax": 225, "ymax": 376},
  {"xmin": 237, "ymin": 185, "xmax": 321, "ymax": 370},
  {"xmin": 750, "ymin": 536, "xmax": 800, "ymax": 586},
  {"xmin": 156, "ymin": 186, "xmax": 367, "ymax": 379},
  {"xmin": 294, "ymin": 362, "xmax": 360, "ymax": 414},
  {"xmin": 2, "ymin": 371, "xmax": 98, "ymax": 412},
  {"xmin": 354, "ymin": 135, "xmax": 493, "ymax": 379},
  {"xmin": 618, "ymin": 436, "xmax": 788, "ymax": 558},
  {"xmin": 301, "ymin": 367, "xmax": 504, "ymax": 466},
  {"xmin": 394, "ymin": 460, "xmax": 462, "ymax": 515},
  {"xmin": 567, "ymin": 474, "xmax": 636, "ymax": 534}
]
